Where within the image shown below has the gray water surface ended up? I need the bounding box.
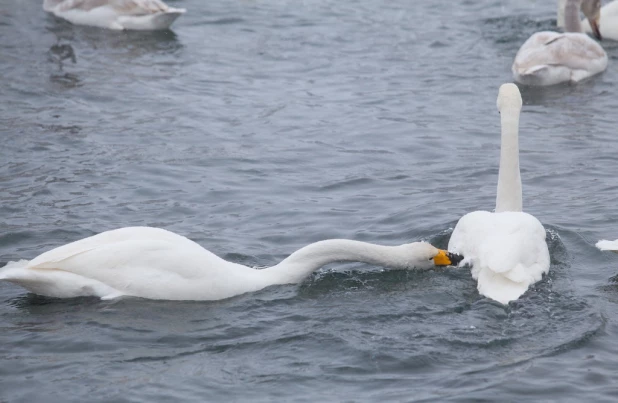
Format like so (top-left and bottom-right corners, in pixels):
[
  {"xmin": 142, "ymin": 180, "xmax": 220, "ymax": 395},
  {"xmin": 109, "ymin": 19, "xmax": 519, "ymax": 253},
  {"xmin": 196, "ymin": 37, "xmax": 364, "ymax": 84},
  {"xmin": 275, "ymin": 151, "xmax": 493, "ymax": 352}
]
[{"xmin": 1, "ymin": 0, "xmax": 618, "ymax": 401}]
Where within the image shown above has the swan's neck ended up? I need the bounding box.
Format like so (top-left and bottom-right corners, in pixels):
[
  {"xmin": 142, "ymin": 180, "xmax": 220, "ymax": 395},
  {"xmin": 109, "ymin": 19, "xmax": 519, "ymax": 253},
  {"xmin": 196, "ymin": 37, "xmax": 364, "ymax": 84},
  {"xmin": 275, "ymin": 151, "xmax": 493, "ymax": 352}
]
[
  {"xmin": 260, "ymin": 240, "xmax": 408, "ymax": 285},
  {"xmin": 564, "ymin": 0, "xmax": 584, "ymax": 32},
  {"xmin": 557, "ymin": 0, "xmax": 568, "ymax": 28},
  {"xmin": 495, "ymin": 107, "xmax": 522, "ymax": 213}
]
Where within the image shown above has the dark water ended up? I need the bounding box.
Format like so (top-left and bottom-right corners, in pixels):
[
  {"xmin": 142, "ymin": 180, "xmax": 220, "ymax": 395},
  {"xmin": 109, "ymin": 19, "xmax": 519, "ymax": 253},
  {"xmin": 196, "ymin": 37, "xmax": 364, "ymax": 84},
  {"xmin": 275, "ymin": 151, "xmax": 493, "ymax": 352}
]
[{"xmin": 1, "ymin": 0, "xmax": 618, "ymax": 401}]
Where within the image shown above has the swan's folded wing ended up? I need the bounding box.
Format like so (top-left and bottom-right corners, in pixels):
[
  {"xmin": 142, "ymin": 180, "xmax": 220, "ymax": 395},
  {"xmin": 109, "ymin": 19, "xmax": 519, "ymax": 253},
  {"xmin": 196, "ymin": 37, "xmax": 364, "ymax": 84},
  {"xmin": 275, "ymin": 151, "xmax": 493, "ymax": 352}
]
[
  {"xmin": 29, "ymin": 227, "xmax": 204, "ymax": 267},
  {"xmin": 56, "ymin": 0, "xmax": 170, "ymax": 13},
  {"xmin": 514, "ymin": 32, "xmax": 606, "ymax": 73},
  {"xmin": 26, "ymin": 238, "xmax": 242, "ymax": 297},
  {"xmin": 450, "ymin": 211, "xmax": 550, "ymax": 304}
]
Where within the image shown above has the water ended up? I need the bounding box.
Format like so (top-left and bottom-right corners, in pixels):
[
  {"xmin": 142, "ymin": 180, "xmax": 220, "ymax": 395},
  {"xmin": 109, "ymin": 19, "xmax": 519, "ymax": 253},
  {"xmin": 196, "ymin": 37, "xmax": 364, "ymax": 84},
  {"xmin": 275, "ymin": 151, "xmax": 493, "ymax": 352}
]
[{"xmin": 1, "ymin": 0, "xmax": 618, "ymax": 401}]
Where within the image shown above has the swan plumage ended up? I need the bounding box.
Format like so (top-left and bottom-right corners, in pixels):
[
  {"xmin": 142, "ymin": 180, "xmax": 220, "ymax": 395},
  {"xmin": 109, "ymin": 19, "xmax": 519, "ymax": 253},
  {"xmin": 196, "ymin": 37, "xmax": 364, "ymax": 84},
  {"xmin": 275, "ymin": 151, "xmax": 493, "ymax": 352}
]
[
  {"xmin": 43, "ymin": 0, "xmax": 186, "ymax": 30},
  {"xmin": 581, "ymin": 1, "xmax": 618, "ymax": 41},
  {"xmin": 0, "ymin": 226, "xmax": 462, "ymax": 301},
  {"xmin": 559, "ymin": 0, "xmax": 618, "ymax": 41},
  {"xmin": 513, "ymin": 0, "xmax": 607, "ymax": 86},
  {"xmin": 447, "ymin": 84, "xmax": 550, "ymax": 305},
  {"xmin": 596, "ymin": 239, "xmax": 618, "ymax": 253}
]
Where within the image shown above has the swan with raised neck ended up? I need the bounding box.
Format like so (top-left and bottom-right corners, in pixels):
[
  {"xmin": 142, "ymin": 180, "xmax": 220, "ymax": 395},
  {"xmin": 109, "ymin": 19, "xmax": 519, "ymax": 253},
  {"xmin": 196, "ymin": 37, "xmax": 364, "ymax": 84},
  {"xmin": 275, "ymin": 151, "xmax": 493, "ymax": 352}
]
[{"xmin": 447, "ymin": 83, "xmax": 550, "ymax": 305}]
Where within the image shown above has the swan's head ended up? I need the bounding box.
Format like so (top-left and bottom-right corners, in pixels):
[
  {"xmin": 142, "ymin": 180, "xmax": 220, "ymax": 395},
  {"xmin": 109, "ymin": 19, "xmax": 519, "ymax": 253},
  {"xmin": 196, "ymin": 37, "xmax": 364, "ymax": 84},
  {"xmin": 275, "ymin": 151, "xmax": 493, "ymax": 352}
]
[
  {"xmin": 400, "ymin": 242, "xmax": 464, "ymax": 269},
  {"xmin": 496, "ymin": 83, "xmax": 522, "ymax": 114},
  {"xmin": 581, "ymin": 0, "xmax": 602, "ymax": 40}
]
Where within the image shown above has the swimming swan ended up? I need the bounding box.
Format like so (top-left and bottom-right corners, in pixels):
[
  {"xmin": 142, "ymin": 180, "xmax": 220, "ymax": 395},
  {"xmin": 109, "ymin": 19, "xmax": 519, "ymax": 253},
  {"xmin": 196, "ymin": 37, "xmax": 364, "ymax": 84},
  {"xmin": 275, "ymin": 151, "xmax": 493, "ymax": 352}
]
[
  {"xmin": 447, "ymin": 84, "xmax": 550, "ymax": 305},
  {"xmin": 559, "ymin": 0, "xmax": 618, "ymax": 41},
  {"xmin": 0, "ymin": 226, "xmax": 463, "ymax": 301},
  {"xmin": 43, "ymin": 0, "xmax": 186, "ymax": 30},
  {"xmin": 514, "ymin": 0, "xmax": 607, "ymax": 86},
  {"xmin": 596, "ymin": 239, "xmax": 618, "ymax": 253}
]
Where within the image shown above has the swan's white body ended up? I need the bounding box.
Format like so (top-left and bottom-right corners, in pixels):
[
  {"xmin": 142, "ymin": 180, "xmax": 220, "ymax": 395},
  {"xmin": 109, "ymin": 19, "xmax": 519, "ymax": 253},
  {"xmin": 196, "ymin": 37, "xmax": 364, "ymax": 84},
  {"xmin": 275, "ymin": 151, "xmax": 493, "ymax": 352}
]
[
  {"xmin": 582, "ymin": 1, "xmax": 618, "ymax": 40},
  {"xmin": 514, "ymin": 0, "xmax": 607, "ymax": 86},
  {"xmin": 0, "ymin": 227, "xmax": 454, "ymax": 301},
  {"xmin": 43, "ymin": 0, "xmax": 186, "ymax": 30},
  {"xmin": 448, "ymin": 84, "xmax": 550, "ymax": 305},
  {"xmin": 512, "ymin": 32, "xmax": 607, "ymax": 86},
  {"xmin": 596, "ymin": 239, "xmax": 618, "ymax": 253}
]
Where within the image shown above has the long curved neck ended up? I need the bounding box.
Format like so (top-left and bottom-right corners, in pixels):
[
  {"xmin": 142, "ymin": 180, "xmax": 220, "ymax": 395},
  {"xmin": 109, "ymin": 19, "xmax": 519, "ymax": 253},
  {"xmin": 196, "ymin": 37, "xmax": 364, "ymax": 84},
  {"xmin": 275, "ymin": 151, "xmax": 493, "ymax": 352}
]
[
  {"xmin": 564, "ymin": 0, "xmax": 583, "ymax": 32},
  {"xmin": 495, "ymin": 106, "xmax": 522, "ymax": 213},
  {"xmin": 260, "ymin": 240, "xmax": 408, "ymax": 285}
]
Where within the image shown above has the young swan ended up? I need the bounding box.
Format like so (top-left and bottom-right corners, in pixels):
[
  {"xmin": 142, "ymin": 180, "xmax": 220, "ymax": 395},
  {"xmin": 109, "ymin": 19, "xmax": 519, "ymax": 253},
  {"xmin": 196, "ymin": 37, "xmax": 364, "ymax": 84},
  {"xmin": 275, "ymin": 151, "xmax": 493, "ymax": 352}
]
[
  {"xmin": 513, "ymin": 0, "xmax": 607, "ymax": 86},
  {"xmin": 448, "ymin": 84, "xmax": 550, "ymax": 305},
  {"xmin": 0, "ymin": 227, "xmax": 463, "ymax": 301}
]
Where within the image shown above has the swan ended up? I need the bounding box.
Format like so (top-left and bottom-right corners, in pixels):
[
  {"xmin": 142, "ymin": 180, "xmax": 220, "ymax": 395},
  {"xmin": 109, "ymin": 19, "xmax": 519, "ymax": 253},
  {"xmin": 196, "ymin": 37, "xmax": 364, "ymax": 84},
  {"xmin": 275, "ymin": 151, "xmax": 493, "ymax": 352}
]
[
  {"xmin": 447, "ymin": 84, "xmax": 550, "ymax": 305},
  {"xmin": 43, "ymin": 0, "xmax": 186, "ymax": 30},
  {"xmin": 513, "ymin": 0, "xmax": 607, "ymax": 86},
  {"xmin": 559, "ymin": 0, "xmax": 618, "ymax": 41},
  {"xmin": 596, "ymin": 239, "xmax": 618, "ymax": 253},
  {"xmin": 0, "ymin": 226, "xmax": 464, "ymax": 301}
]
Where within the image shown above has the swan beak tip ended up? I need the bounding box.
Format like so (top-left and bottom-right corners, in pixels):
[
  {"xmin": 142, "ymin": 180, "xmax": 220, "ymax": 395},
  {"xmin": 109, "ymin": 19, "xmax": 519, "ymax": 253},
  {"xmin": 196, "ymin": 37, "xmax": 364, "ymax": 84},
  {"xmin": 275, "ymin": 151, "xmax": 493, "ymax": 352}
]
[{"xmin": 433, "ymin": 250, "xmax": 464, "ymax": 266}]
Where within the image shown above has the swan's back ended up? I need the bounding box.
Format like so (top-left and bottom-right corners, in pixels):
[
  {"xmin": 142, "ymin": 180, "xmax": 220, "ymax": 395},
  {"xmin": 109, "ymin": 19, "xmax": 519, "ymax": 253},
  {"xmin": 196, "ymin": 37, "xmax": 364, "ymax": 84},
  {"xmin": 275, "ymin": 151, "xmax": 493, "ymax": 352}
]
[
  {"xmin": 512, "ymin": 31, "xmax": 607, "ymax": 85},
  {"xmin": 448, "ymin": 211, "xmax": 550, "ymax": 304},
  {"xmin": 29, "ymin": 226, "xmax": 203, "ymax": 267},
  {"xmin": 1, "ymin": 227, "xmax": 258, "ymax": 300},
  {"xmin": 44, "ymin": 0, "xmax": 186, "ymax": 30}
]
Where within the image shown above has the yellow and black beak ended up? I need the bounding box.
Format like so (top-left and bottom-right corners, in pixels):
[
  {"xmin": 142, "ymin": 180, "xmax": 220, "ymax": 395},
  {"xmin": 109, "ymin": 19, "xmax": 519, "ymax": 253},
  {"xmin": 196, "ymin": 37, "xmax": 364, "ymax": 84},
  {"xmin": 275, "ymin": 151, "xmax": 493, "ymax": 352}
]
[
  {"xmin": 589, "ymin": 16, "xmax": 602, "ymax": 40},
  {"xmin": 433, "ymin": 250, "xmax": 464, "ymax": 266}
]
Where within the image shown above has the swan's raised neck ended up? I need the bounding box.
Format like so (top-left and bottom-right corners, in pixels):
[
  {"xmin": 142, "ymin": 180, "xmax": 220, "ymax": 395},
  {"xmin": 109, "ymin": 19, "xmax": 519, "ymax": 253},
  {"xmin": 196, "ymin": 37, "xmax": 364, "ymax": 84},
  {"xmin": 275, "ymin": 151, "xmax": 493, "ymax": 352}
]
[
  {"xmin": 495, "ymin": 84, "xmax": 523, "ymax": 213},
  {"xmin": 259, "ymin": 240, "xmax": 446, "ymax": 286},
  {"xmin": 561, "ymin": 0, "xmax": 602, "ymax": 38},
  {"xmin": 564, "ymin": 0, "xmax": 584, "ymax": 32}
]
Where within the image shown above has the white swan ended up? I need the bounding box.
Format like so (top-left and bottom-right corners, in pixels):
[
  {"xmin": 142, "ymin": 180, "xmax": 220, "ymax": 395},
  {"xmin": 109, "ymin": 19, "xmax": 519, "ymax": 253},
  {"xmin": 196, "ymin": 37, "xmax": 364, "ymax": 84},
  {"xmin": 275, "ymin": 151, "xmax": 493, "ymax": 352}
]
[
  {"xmin": 0, "ymin": 226, "xmax": 463, "ymax": 301},
  {"xmin": 513, "ymin": 0, "xmax": 607, "ymax": 86},
  {"xmin": 43, "ymin": 0, "xmax": 186, "ymax": 30},
  {"xmin": 559, "ymin": 0, "xmax": 618, "ymax": 41},
  {"xmin": 596, "ymin": 239, "xmax": 618, "ymax": 253},
  {"xmin": 447, "ymin": 84, "xmax": 550, "ymax": 305}
]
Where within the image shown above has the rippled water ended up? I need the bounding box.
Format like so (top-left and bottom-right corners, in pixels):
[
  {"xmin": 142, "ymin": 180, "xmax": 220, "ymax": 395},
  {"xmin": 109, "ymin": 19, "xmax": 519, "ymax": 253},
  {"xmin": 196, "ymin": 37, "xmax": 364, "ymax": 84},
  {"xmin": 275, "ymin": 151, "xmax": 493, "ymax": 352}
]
[{"xmin": 1, "ymin": 0, "xmax": 618, "ymax": 401}]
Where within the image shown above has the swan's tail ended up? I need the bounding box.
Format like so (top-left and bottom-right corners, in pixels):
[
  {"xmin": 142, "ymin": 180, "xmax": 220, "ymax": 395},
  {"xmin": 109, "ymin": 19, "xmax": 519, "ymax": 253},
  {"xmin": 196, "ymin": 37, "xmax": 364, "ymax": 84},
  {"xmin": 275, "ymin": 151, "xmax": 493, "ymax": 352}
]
[
  {"xmin": 596, "ymin": 240, "xmax": 618, "ymax": 253},
  {"xmin": 118, "ymin": 8, "xmax": 186, "ymax": 30},
  {"xmin": 0, "ymin": 260, "xmax": 30, "ymax": 281}
]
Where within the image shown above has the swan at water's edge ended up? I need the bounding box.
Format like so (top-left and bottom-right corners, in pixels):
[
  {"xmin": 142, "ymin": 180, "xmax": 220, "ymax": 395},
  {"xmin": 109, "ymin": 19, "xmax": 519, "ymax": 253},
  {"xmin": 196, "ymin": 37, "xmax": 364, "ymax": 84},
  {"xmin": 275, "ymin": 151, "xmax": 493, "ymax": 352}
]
[
  {"xmin": 447, "ymin": 84, "xmax": 550, "ymax": 305},
  {"xmin": 0, "ymin": 226, "xmax": 463, "ymax": 301},
  {"xmin": 513, "ymin": 0, "xmax": 607, "ymax": 86},
  {"xmin": 43, "ymin": 0, "xmax": 186, "ymax": 30}
]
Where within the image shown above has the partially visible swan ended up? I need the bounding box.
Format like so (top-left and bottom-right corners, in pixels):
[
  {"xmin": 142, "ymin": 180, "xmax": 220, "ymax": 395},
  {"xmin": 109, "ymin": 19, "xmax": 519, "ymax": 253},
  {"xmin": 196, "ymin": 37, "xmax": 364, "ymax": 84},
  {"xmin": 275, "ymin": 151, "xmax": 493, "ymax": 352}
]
[
  {"xmin": 559, "ymin": 0, "xmax": 618, "ymax": 41},
  {"xmin": 43, "ymin": 0, "xmax": 186, "ymax": 30},
  {"xmin": 514, "ymin": 0, "xmax": 607, "ymax": 86},
  {"xmin": 0, "ymin": 227, "xmax": 463, "ymax": 301},
  {"xmin": 596, "ymin": 239, "xmax": 618, "ymax": 253},
  {"xmin": 448, "ymin": 84, "xmax": 550, "ymax": 305}
]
